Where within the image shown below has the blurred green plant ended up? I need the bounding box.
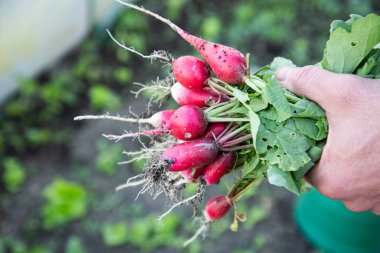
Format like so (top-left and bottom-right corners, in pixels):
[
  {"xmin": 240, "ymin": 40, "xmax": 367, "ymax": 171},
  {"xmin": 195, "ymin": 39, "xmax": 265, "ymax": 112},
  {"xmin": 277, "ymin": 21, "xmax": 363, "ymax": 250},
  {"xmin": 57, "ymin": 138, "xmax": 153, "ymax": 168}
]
[
  {"xmin": 166, "ymin": 0, "xmax": 187, "ymax": 20},
  {"xmin": 88, "ymin": 85, "xmax": 122, "ymax": 111},
  {"xmin": 2, "ymin": 158, "xmax": 26, "ymax": 193},
  {"xmin": 252, "ymin": 234, "xmax": 267, "ymax": 250},
  {"xmin": 101, "ymin": 222, "xmax": 128, "ymax": 246},
  {"xmin": 96, "ymin": 139, "xmax": 124, "ymax": 175},
  {"xmin": 201, "ymin": 16, "xmax": 222, "ymax": 41},
  {"xmin": 65, "ymin": 236, "xmax": 87, "ymax": 253},
  {"xmin": 128, "ymin": 213, "xmax": 183, "ymax": 250},
  {"xmin": 42, "ymin": 178, "xmax": 88, "ymax": 229},
  {"xmin": 0, "ymin": 237, "xmax": 26, "ymax": 253}
]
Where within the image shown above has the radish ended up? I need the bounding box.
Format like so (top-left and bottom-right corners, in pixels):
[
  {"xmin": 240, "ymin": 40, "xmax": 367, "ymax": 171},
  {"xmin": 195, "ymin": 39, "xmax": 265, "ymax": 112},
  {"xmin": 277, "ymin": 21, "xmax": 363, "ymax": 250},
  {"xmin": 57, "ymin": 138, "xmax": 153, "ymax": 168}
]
[
  {"xmin": 173, "ymin": 56, "xmax": 210, "ymax": 89},
  {"xmin": 204, "ymin": 195, "xmax": 232, "ymax": 221},
  {"xmin": 162, "ymin": 138, "xmax": 219, "ymax": 172},
  {"xmin": 203, "ymin": 152, "xmax": 236, "ymax": 185},
  {"xmin": 115, "ymin": 1, "xmax": 247, "ymax": 84},
  {"xmin": 171, "ymin": 82, "xmax": 229, "ymax": 107},
  {"xmin": 202, "ymin": 123, "xmax": 228, "ymax": 139},
  {"xmin": 183, "ymin": 195, "xmax": 232, "ymax": 246},
  {"xmin": 182, "ymin": 166, "xmax": 207, "ymax": 183},
  {"xmin": 165, "ymin": 105, "xmax": 208, "ymax": 140},
  {"xmin": 149, "ymin": 110, "xmax": 176, "ymax": 128},
  {"xmin": 162, "ymin": 124, "xmax": 252, "ymax": 172},
  {"xmin": 74, "ymin": 109, "xmax": 174, "ymax": 128}
]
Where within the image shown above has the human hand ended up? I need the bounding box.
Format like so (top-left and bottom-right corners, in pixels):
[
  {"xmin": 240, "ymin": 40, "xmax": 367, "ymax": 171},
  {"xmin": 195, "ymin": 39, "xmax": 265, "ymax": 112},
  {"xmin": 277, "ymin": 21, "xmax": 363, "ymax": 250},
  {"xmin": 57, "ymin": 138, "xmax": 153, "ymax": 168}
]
[{"xmin": 276, "ymin": 65, "xmax": 380, "ymax": 215}]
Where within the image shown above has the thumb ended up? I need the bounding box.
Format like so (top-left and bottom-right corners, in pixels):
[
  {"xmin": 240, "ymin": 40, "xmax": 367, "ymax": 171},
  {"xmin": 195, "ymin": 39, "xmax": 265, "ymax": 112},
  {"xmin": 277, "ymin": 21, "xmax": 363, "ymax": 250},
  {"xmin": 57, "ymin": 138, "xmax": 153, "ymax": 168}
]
[{"xmin": 276, "ymin": 65, "xmax": 359, "ymax": 109}]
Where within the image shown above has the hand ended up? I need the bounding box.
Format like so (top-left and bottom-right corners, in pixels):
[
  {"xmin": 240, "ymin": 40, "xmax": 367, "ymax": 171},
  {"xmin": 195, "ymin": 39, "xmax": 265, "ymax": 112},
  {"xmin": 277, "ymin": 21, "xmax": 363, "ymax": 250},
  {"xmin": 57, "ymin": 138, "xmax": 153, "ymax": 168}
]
[{"xmin": 277, "ymin": 65, "xmax": 380, "ymax": 215}]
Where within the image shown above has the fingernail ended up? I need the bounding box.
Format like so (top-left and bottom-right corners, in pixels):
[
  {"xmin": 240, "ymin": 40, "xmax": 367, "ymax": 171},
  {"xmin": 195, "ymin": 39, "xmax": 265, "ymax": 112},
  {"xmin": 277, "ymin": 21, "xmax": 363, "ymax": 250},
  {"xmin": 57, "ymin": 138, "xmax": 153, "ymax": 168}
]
[{"xmin": 276, "ymin": 67, "xmax": 292, "ymax": 81}]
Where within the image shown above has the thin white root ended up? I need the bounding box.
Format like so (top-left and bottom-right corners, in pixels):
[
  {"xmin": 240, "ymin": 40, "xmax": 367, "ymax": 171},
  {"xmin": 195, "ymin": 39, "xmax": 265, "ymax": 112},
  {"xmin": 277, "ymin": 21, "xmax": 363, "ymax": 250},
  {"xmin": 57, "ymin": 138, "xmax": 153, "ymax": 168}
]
[
  {"xmin": 118, "ymin": 157, "xmax": 141, "ymax": 165},
  {"xmin": 183, "ymin": 222, "xmax": 209, "ymax": 247},
  {"xmin": 114, "ymin": 0, "xmax": 183, "ymax": 35},
  {"xmin": 106, "ymin": 29, "xmax": 171, "ymax": 62},
  {"xmin": 103, "ymin": 133, "xmax": 137, "ymax": 142},
  {"xmin": 116, "ymin": 174, "xmax": 145, "ymax": 192},
  {"xmin": 157, "ymin": 192, "xmax": 202, "ymax": 223},
  {"xmin": 174, "ymin": 179, "xmax": 188, "ymax": 187},
  {"xmin": 115, "ymin": 179, "xmax": 146, "ymax": 191},
  {"xmin": 74, "ymin": 114, "xmax": 149, "ymax": 124}
]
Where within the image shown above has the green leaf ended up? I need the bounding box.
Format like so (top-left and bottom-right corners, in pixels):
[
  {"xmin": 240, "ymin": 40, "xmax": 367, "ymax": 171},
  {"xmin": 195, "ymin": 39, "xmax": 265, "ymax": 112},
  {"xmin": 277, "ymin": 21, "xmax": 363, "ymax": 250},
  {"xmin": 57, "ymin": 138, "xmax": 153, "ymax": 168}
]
[
  {"xmin": 307, "ymin": 145, "xmax": 324, "ymax": 162},
  {"xmin": 293, "ymin": 161, "xmax": 315, "ymax": 180},
  {"xmin": 267, "ymin": 165, "xmax": 300, "ymax": 195},
  {"xmin": 329, "ymin": 14, "xmax": 363, "ymax": 33},
  {"xmin": 262, "ymin": 76, "xmax": 292, "ymax": 122},
  {"xmin": 322, "ymin": 14, "xmax": 380, "ymax": 73},
  {"xmin": 269, "ymin": 57, "xmax": 296, "ymax": 72},
  {"xmin": 263, "ymin": 146, "xmax": 311, "ymax": 172},
  {"xmin": 356, "ymin": 49, "xmax": 380, "ymax": 77},
  {"xmin": 230, "ymin": 86, "xmax": 250, "ymax": 103},
  {"xmin": 259, "ymin": 106, "xmax": 278, "ymax": 121},
  {"xmin": 292, "ymin": 99, "xmax": 325, "ymax": 119},
  {"xmin": 260, "ymin": 118, "xmax": 284, "ymax": 133},
  {"xmin": 256, "ymin": 120, "xmax": 312, "ymax": 155},
  {"xmin": 248, "ymin": 110, "xmax": 260, "ymax": 148},
  {"xmin": 294, "ymin": 118, "xmax": 327, "ymax": 141},
  {"xmin": 249, "ymin": 95, "xmax": 268, "ymax": 112},
  {"xmin": 241, "ymin": 154, "xmax": 260, "ymax": 178},
  {"xmin": 256, "ymin": 120, "xmax": 313, "ymax": 171},
  {"xmin": 229, "ymin": 163, "xmax": 267, "ymax": 200}
]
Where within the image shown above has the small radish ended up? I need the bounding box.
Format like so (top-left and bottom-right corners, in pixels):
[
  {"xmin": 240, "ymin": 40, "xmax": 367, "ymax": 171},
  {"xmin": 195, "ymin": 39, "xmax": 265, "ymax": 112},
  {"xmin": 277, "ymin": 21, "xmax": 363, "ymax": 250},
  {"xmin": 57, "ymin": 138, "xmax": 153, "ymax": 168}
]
[
  {"xmin": 203, "ymin": 152, "xmax": 236, "ymax": 185},
  {"xmin": 162, "ymin": 138, "xmax": 219, "ymax": 171},
  {"xmin": 82, "ymin": 106, "xmax": 208, "ymax": 141},
  {"xmin": 149, "ymin": 110, "xmax": 176, "ymax": 128},
  {"xmin": 204, "ymin": 195, "xmax": 232, "ymax": 221},
  {"xmin": 74, "ymin": 109, "xmax": 175, "ymax": 128},
  {"xmin": 182, "ymin": 166, "xmax": 207, "ymax": 183},
  {"xmin": 116, "ymin": 1, "xmax": 247, "ymax": 84},
  {"xmin": 171, "ymin": 82, "xmax": 229, "ymax": 107},
  {"xmin": 202, "ymin": 123, "xmax": 228, "ymax": 139},
  {"xmin": 173, "ymin": 56, "xmax": 210, "ymax": 89},
  {"xmin": 165, "ymin": 105, "xmax": 208, "ymax": 140}
]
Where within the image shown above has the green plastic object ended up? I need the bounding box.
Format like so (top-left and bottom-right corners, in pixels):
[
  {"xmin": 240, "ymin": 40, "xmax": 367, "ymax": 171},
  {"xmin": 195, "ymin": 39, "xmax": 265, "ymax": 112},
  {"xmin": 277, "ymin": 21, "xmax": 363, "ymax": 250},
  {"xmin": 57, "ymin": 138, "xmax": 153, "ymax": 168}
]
[{"xmin": 295, "ymin": 188, "xmax": 380, "ymax": 253}]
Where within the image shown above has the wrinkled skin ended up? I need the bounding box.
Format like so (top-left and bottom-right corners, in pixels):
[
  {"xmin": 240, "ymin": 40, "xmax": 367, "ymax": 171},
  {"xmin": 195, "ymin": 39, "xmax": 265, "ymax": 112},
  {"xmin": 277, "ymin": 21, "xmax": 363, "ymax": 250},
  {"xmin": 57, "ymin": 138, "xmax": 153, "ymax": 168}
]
[{"xmin": 277, "ymin": 65, "xmax": 380, "ymax": 215}]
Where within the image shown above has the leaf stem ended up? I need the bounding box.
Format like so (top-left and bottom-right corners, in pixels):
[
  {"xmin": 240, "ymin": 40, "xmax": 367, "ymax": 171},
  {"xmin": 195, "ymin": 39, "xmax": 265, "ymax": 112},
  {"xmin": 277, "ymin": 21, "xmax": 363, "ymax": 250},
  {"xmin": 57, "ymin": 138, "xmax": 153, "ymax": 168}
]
[
  {"xmin": 218, "ymin": 124, "xmax": 249, "ymax": 144},
  {"xmin": 285, "ymin": 91, "xmax": 301, "ymax": 102},
  {"xmin": 220, "ymin": 144, "xmax": 254, "ymax": 152},
  {"xmin": 208, "ymin": 79, "xmax": 234, "ymax": 96},
  {"xmin": 222, "ymin": 134, "xmax": 252, "ymax": 147},
  {"xmin": 206, "ymin": 100, "xmax": 238, "ymax": 117},
  {"xmin": 207, "ymin": 117, "xmax": 250, "ymax": 122}
]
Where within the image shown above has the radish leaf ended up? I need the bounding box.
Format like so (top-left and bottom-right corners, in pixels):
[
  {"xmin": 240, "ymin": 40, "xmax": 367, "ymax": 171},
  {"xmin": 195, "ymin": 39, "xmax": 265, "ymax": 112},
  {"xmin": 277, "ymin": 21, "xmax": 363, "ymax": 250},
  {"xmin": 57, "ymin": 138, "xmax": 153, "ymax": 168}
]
[{"xmin": 321, "ymin": 14, "xmax": 380, "ymax": 73}]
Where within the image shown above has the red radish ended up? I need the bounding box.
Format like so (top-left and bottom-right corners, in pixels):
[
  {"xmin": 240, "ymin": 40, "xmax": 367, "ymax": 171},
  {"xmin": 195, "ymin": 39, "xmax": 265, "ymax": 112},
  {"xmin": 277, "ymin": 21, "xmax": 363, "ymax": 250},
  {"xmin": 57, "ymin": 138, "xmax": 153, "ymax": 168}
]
[
  {"xmin": 202, "ymin": 123, "xmax": 228, "ymax": 139},
  {"xmin": 149, "ymin": 110, "xmax": 175, "ymax": 128},
  {"xmin": 203, "ymin": 152, "xmax": 236, "ymax": 185},
  {"xmin": 171, "ymin": 82, "xmax": 229, "ymax": 107},
  {"xmin": 173, "ymin": 56, "xmax": 210, "ymax": 89},
  {"xmin": 92, "ymin": 106, "xmax": 209, "ymax": 141},
  {"xmin": 74, "ymin": 109, "xmax": 175, "ymax": 128},
  {"xmin": 162, "ymin": 138, "xmax": 219, "ymax": 172},
  {"xmin": 165, "ymin": 105, "xmax": 208, "ymax": 140},
  {"xmin": 182, "ymin": 166, "xmax": 207, "ymax": 183},
  {"xmin": 204, "ymin": 196, "xmax": 232, "ymax": 221},
  {"xmin": 116, "ymin": 1, "xmax": 247, "ymax": 84}
]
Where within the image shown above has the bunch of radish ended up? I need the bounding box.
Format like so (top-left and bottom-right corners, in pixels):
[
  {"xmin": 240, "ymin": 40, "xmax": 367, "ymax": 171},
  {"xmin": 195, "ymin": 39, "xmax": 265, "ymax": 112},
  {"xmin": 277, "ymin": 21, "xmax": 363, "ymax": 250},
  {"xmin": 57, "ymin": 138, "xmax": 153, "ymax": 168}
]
[{"xmin": 75, "ymin": 0, "xmax": 330, "ymax": 246}]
